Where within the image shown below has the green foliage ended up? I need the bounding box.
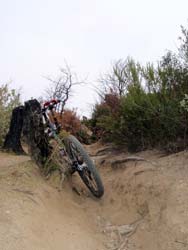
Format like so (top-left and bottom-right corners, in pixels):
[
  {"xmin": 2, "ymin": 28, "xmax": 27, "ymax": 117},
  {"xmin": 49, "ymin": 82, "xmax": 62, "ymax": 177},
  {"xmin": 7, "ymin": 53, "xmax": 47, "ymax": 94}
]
[
  {"xmin": 179, "ymin": 25, "xmax": 188, "ymax": 64},
  {"xmin": 119, "ymin": 91, "xmax": 184, "ymax": 151},
  {"xmin": 89, "ymin": 25, "xmax": 188, "ymax": 152},
  {"xmin": 180, "ymin": 94, "xmax": 188, "ymax": 112},
  {"xmin": 0, "ymin": 84, "xmax": 21, "ymax": 146}
]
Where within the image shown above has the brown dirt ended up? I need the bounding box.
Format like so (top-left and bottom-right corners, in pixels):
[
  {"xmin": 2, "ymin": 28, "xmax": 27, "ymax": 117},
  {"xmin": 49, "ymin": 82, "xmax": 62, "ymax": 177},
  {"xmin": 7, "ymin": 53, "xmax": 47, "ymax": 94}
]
[{"xmin": 1, "ymin": 143, "xmax": 188, "ymax": 250}]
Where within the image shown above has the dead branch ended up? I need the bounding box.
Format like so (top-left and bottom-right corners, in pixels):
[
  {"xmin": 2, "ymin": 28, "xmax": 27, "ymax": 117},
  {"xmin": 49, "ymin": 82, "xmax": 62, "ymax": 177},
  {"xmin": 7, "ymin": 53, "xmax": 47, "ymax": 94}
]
[
  {"xmin": 175, "ymin": 240, "xmax": 188, "ymax": 246},
  {"xmin": 95, "ymin": 146, "xmax": 118, "ymax": 156},
  {"xmin": 25, "ymin": 196, "xmax": 39, "ymax": 205},
  {"xmin": 104, "ymin": 218, "xmax": 143, "ymax": 250},
  {"xmin": 12, "ymin": 188, "xmax": 35, "ymax": 196},
  {"xmin": 45, "ymin": 64, "xmax": 84, "ymax": 114},
  {"xmin": 111, "ymin": 156, "xmax": 158, "ymax": 168},
  {"xmin": 98, "ymin": 59, "xmax": 131, "ymax": 99},
  {"xmin": 111, "ymin": 156, "xmax": 145, "ymax": 168}
]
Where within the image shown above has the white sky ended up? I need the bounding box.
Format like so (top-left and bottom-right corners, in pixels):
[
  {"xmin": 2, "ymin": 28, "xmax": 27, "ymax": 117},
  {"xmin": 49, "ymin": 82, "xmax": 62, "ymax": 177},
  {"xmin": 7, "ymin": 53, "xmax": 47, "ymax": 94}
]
[{"xmin": 0, "ymin": 0, "xmax": 188, "ymax": 116}]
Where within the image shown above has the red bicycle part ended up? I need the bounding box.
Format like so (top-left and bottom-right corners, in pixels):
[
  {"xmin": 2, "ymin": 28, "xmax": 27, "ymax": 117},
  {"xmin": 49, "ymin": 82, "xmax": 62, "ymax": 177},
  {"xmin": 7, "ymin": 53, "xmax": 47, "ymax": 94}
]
[{"xmin": 43, "ymin": 99, "xmax": 60, "ymax": 108}]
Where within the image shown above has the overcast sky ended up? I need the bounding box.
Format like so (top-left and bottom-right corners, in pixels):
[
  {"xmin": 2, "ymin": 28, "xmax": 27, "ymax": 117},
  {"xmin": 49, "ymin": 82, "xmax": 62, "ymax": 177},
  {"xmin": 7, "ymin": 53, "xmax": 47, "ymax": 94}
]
[{"xmin": 0, "ymin": 0, "xmax": 188, "ymax": 116}]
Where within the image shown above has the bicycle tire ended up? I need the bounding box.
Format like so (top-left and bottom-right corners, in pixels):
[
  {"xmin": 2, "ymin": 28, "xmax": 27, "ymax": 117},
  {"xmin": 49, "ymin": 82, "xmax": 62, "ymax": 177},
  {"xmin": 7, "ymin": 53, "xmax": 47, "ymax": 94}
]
[{"xmin": 64, "ymin": 135, "xmax": 104, "ymax": 198}]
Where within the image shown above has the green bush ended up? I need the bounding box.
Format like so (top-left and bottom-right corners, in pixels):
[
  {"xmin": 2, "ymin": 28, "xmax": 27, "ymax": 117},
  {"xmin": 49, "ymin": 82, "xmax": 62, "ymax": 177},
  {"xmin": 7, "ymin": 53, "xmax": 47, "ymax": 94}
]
[
  {"xmin": 119, "ymin": 91, "xmax": 185, "ymax": 151},
  {"xmin": 0, "ymin": 84, "xmax": 21, "ymax": 146},
  {"xmin": 89, "ymin": 24, "xmax": 188, "ymax": 152}
]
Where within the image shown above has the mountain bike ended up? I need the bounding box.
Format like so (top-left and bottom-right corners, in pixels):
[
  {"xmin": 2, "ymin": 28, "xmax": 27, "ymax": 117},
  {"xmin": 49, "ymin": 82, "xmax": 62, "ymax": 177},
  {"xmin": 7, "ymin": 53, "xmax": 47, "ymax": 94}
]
[{"xmin": 42, "ymin": 99, "xmax": 104, "ymax": 198}]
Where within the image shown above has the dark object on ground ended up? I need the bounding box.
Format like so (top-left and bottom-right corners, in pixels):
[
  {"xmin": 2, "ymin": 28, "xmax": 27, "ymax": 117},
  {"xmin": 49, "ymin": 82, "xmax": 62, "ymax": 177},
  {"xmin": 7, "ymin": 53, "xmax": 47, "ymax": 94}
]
[
  {"xmin": 3, "ymin": 99, "xmax": 51, "ymax": 169},
  {"xmin": 3, "ymin": 106, "xmax": 25, "ymax": 154},
  {"xmin": 22, "ymin": 99, "xmax": 51, "ymax": 168}
]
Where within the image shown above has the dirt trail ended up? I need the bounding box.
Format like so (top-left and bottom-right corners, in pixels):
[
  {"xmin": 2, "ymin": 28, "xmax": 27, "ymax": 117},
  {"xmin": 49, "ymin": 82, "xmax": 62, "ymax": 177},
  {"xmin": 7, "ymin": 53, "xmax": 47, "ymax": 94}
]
[{"xmin": 1, "ymin": 144, "xmax": 188, "ymax": 250}]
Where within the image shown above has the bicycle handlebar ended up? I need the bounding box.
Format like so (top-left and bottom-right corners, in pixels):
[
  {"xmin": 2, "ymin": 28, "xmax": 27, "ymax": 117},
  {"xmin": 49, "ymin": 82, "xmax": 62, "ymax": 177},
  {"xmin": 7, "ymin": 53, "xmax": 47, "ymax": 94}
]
[{"xmin": 43, "ymin": 99, "xmax": 61, "ymax": 108}]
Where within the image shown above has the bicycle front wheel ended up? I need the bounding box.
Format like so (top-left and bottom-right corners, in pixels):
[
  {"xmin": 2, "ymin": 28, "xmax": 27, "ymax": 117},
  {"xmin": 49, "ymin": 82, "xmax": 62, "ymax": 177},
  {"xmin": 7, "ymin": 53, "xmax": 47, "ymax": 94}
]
[{"xmin": 64, "ymin": 135, "xmax": 104, "ymax": 198}]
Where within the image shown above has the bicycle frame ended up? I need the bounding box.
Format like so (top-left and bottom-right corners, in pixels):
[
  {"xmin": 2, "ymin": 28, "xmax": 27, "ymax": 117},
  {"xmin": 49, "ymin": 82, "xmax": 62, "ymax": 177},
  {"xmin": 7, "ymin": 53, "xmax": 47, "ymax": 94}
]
[{"xmin": 42, "ymin": 102, "xmax": 65, "ymax": 146}]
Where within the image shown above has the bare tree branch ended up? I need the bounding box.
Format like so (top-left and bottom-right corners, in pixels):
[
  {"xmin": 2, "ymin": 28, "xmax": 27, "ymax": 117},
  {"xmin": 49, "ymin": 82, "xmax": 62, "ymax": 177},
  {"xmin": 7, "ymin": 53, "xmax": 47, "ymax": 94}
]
[
  {"xmin": 98, "ymin": 58, "xmax": 142, "ymax": 98},
  {"xmin": 44, "ymin": 64, "xmax": 84, "ymax": 113}
]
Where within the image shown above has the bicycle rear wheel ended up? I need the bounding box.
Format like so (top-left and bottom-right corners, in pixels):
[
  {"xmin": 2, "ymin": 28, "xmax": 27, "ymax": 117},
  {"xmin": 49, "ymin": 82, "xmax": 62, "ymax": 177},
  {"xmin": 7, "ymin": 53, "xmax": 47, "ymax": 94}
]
[{"xmin": 64, "ymin": 135, "xmax": 104, "ymax": 198}]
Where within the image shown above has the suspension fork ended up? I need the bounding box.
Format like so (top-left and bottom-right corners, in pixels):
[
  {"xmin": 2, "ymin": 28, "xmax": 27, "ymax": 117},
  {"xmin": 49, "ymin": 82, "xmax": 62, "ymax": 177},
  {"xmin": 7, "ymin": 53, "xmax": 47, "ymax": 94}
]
[{"xmin": 49, "ymin": 106, "xmax": 61, "ymax": 133}]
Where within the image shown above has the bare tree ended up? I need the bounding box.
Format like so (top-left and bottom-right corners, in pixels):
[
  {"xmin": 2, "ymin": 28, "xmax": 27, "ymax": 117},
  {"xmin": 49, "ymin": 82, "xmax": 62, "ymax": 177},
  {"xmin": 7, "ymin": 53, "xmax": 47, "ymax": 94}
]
[
  {"xmin": 98, "ymin": 58, "xmax": 142, "ymax": 99},
  {"xmin": 45, "ymin": 64, "xmax": 83, "ymax": 113},
  {"xmin": 102, "ymin": 60, "xmax": 129, "ymax": 96}
]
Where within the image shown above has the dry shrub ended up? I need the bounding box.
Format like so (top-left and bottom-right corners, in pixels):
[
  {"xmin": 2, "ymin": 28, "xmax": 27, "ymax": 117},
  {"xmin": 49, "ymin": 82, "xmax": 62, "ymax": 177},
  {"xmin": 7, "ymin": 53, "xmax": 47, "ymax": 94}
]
[
  {"xmin": 58, "ymin": 109, "xmax": 81, "ymax": 135},
  {"xmin": 54, "ymin": 110, "xmax": 92, "ymax": 144},
  {"xmin": 104, "ymin": 92, "xmax": 120, "ymax": 115}
]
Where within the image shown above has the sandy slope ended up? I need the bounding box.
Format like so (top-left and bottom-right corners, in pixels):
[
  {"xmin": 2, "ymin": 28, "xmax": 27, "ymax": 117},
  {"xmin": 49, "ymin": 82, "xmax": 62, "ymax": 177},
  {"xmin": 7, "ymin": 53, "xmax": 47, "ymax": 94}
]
[{"xmin": 1, "ymin": 145, "xmax": 188, "ymax": 250}]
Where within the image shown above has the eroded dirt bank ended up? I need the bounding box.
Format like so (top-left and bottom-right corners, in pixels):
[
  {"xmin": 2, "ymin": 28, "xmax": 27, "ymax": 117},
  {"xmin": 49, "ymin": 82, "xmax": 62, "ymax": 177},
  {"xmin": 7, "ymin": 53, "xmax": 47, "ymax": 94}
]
[{"xmin": 1, "ymin": 143, "xmax": 188, "ymax": 250}]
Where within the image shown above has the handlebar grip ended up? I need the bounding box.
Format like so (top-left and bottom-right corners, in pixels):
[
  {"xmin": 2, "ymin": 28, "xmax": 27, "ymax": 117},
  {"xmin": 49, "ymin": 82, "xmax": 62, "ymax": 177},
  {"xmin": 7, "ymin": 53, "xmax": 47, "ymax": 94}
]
[
  {"xmin": 43, "ymin": 99, "xmax": 60, "ymax": 108},
  {"xmin": 43, "ymin": 101, "xmax": 50, "ymax": 107}
]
